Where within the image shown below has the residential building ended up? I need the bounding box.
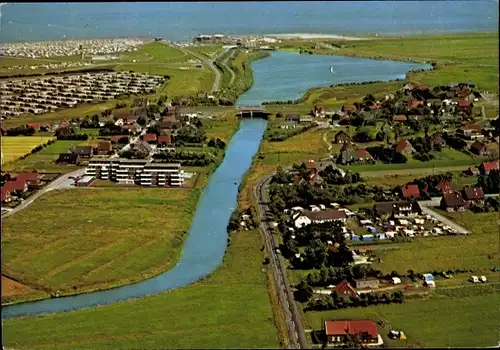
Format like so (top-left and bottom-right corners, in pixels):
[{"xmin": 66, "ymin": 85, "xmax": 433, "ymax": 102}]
[
  {"xmin": 56, "ymin": 152, "xmax": 80, "ymax": 165},
  {"xmin": 75, "ymin": 146, "xmax": 94, "ymax": 159},
  {"xmin": 121, "ymin": 123, "xmax": 141, "ymax": 134},
  {"xmin": 160, "ymin": 120, "xmax": 182, "ymax": 130},
  {"xmin": 133, "ymin": 139, "xmax": 153, "ymax": 158},
  {"xmin": 285, "ymin": 114, "xmax": 300, "ymax": 122},
  {"xmin": 294, "ymin": 208, "xmax": 347, "ymax": 228},
  {"xmin": 470, "ymin": 141, "xmax": 489, "ymax": 156},
  {"xmin": 95, "ymin": 140, "xmax": 112, "ymax": 155},
  {"xmin": 15, "ymin": 171, "xmax": 41, "ymax": 188},
  {"xmin": 1, "ymin": 187, "xmax": 12, "ymax": 203},
  {"xmin": 299, "ymin": 116, "xmax": 313, "ymax": 124},
  {"xmin": 392, "ymin": 114, "xmax": 407, "ymax": 122},
  {"xmin": 480, "ymin": 161, "xmax": 499, "ymax": 174},
  {"xmin": 429, "ymin": 133, "xmax": 445, "ymax": 148},
  {"xmin": 341, "ymin": 105, "xmax": 357, "ymax": 114},
  {"xmin": 157, "ymin": 135, "xmax": 172, "ymax": 145},
  {"xmin": 440, "ymin": 191, "xmax": 466, "ymax": 212},
  {"xmin": 142, "ymin": 133, "xmax": 158, "ymax": 144},
  {"xmin": 325, "ymin": 320, "xmax": 379, "ymax": 344},
  {"xmin": 139, "ymin": 163, "xmax": 184, "ymax": 186},
  {"xmin": 3, "ymin": 178, "xmax": 28, "ymax": 194},
  {"xmin": 374, "ymin": 201, "xmax": 421, "ymax": 218},
  {"xmin": 338, "ymin": 145, "xmax": 373, "ymax": 164},
  {"xmin": 115, "ymin": 159, "xmax": 149, "ymax": 184},
  {"xmin": 394, "ymin": 139, "xmax": 415, "ymax": 156},
  {"xmin": 313, "ymin": 104, "xmax": 325, "ymax": 117},
  {"xmin": 401, "ymin": 184, "xmax": 420, "ymax": 199},
  {"xmin": 111, "ymin": 135, "xmax": 130, "ymax": 144},
  {"xmin": 462, "ymin": 187, "xmax": 485, "ymax": 203},
  {"xmin": 333, "ymin": 130, "xmax": 351, "ymax": 144},
  {"xmin": 457, "ymin": 124, "xmax": 483, "ymax": 140},
  {"xmin": 436, "ymin": 181, "xmax": 453, "ymax": 194},
  {"xmin": 332, "ymin": 280, "xmax": 358, "ymax": 298},
  {"xmin": 352, "ymin": 278, "xmax": 380, "ymax": 290}
]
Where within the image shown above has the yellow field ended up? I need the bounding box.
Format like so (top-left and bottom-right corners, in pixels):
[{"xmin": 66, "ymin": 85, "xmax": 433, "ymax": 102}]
[{"xmin": 0, "ymin": 136, "xmax": 55, "ymax": 165}]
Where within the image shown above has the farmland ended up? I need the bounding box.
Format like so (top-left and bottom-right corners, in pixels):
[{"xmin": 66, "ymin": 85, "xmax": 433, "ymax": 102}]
[
  {"xmin": 2, "ymin": 228, "xmax": 280, "ymax": 349},
  {"xmin": 1, "ymin": 187, "xmax": 200, "ymax": 303},
  {"xmin": 305, "ymin": 285, "xmax": 499, "ymax": 348},
  {"xmin": 1, "ymin": 136, "xmax": 55, "ymax": 164},
  {"xmin": 3, "ymin": 140, "xmax": 89, "ymax": 173},
  {"xmin": 371, "ymin": 212, "xmax": 499, "ymax": 274}
]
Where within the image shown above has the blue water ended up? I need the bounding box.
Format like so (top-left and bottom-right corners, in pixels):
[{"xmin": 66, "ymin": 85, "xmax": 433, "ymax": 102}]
[
  {"xmin": 1, "ymin": 118, "xmax": 267, "ymax": 320},
  {"xmin": 1, "ymin": 1, "xmax": 498, "ymax": 43},
  {"xmin": 237, "ymin": 52, "xmax": 431, "ymax": 105}
]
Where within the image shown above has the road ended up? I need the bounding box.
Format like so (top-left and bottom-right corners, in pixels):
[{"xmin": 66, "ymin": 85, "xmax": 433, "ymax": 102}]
[
  {"xmin": 418, "ymin": 198, "xmax": 470, "ymax": 234},
  {"xmin": 322, "ymin": 129, "xmax": 333, "ymax": 151},
  {"xmin": 220, "ymin": 49, "xmax": 237, "ymax": 86},
  {"xmin": 254, "ymin": 173, "xmax": 308, "ymax": 349}
]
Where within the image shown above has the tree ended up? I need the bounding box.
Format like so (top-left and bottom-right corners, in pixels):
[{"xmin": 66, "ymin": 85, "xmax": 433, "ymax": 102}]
[
  {"xmin": 137, "ymin": 116, "xmax": 147, "ymax": 127},
  {"xmin": 294, "ymin": 281, "xmax": 313, "ymax": 302}
]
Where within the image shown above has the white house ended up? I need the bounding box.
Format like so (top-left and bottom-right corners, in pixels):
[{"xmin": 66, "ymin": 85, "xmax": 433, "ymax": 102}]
[
  {"xmin": 294, "ymin": 208, "xmax": 347, "ymax": 228},
  {"xmin": 114, "ymin": 118, "xmax": 124, "ymax": 126}
]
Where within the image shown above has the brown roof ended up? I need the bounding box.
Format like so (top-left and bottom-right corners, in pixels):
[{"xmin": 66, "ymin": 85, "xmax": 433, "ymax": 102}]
[
  {"xmin": 401, "ymin": 184, "xmax": 420, "ymax": 198},
  {"xmin": 458, "ymin": 100, "xmax": 471, "ymax": 108},
  {"xmin": 15, "ymin": 171, "xmax": 40, "ymax": 182},
  {"xmin": 392, "ymin": 115, "xmax": 407, "ymax": 122},
  {"xmin": 463, "ymin": 187, "xmax": 485, "ymax": 201},
  {"xmin": 325, "ymin": 320, "xmax": 378, "ymax": 338},
  {"xmin": 334, "ymin": 130, "xmax": 351, "ymax": 141},
  {"xmin": 354, "ymin": 149, "xmax": 372, "ymax": 159},
  {"xmin": 163, "ymin": 115, "xmax": 177, "ymax": 122},
  {"xmin": 470, "ymin": 141, "xmax": 487, "ymax": 152},
  {"xmin": 142, "ymin": 133, "xmax": 158, "ymax": 143},
  {"xmin": 113, "ymin": 109, "xmax": 137, "ymax": 121},
  {"xmin": 342, "ymin": 105, "xmax": 357, "ymax": 112},
  {"xmin": 3, "ymin": 178, "xmax": 27, "ymax": 192},
  {"xmin": 436, "ymin": 181, "xmax": 453, "ymax": 193},
  {"xmin": 395, "ymin": 139, "xmax": 412, "ymax": 153},
  {"xmin": 332, "ymin": 280, "xmax": 358, "ymax": 298},
  {"xmin": 304, "ymin": 208, "xmax": 346, "ymax": 221},
  {"xmin": 459, "ymin": 123, "xmax": 481, "ymax": 132},
  {"xmin": 442, "ymin": 191, "xmax": 466, "ymax": 207},
  {"xmin": 26, "ymin": 122, "xmax": 41, "ymax": 129},
  {"xmin": 111, "ymin": 135, "xmax": 130, "ymax": 143},
  {"xmin": 96, "ymin": 140, "xmax": 112, "ymax": 151},
  {"xmin": 304, "ymin": 160, "xmax": 317, "ymax": 170},
  {"xmin": 121, "ymin": 124, "xmax": 137, "ymax": 130},
  {"xmin": 157, "ymin": 135, "xmax": 172, "ymax": 144}
]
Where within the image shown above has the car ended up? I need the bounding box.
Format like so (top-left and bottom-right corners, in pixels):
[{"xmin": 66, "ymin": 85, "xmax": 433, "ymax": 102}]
[
  {"xmin": 479, "ymin": 276, "xmax": 487, "ymax": 283},
  {"xmin": 469, "ymin": 276, "xmax": 480, "ymax": 283}
]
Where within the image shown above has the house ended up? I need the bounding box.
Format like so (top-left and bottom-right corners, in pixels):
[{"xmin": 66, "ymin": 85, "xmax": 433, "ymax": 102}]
[
  {"xmin": 307, "ymin": 172, "xmax": 324, "ymax": 186},
  {"xmin": 480, "ymin": 161, "xmax": 499, "ymax": 174},
  {"xmin": 407, "ymin": 99, "xmax": 424, "ymax": 109},
  {"xmin": 121, "ymin": 123, "xmax": 141, "ymax": 134},
  {"xmin": 313, "ymin": 104, "xmax": 325, "ymax": 117},
  {"xmin": 341, "ymin": 105, "xmax": 357, "ymax": 114},
  {"xmin": 457, "ymin": 124, "xmax": 482, "ymax": 139},
  {"xmin": 352, "ymin": 278, "xmax": 380, "ymax": 290},
  {"xmin": 111, "ymin": 135, "xmax": 130, "ymax": 144},
  {"xmin": 95, "ymin": 140, "xmax": 112, "ymax": 155},
  {"xmin": 1, "ymin": 187, "xmax": 12, "ymax": 203},
  {"xmin": 160, "ymin": 120, "xmax": 182, "ymax": 130},
  {"xmin": 333, "ymin": 130, "xmax": 351, "ymax": 144},
  {"xmin": 440, "ymin": 191, "xmax": 466, "ymax": 212},
  {"xmin": 353, "ymin": 149, "xmax": 373, "ymax": 162},
  {"xmin": 394, "ymin": 139, "xmax": 415, "ymax": 156},
  {"xmin": 304, "ymin": 159, "xmax": 317, "ymax": 172},
  {"xmin": 324, "ymin": 320, "xmax": 379, "ymax": 344},
  {"xmin": 401, "ymin": 184, "xmax": 420, "ymax": 199},
  {"xmin": 392, "ymin": 114, "xmax": 407, "ymax": 122},
  {"xmin": 429, "ymin": 132, "xmax": 445, "ymax": 148},
  {"xmin": 436, "ymin": 181, "xmax": 453, "ymax": 194},
  {"xmin": 374, "ymin": 201, "xmax": 421, "ymax": 218},
  {"xmin": 285, "ymin": 114, "xmax": 300, "ymax": 122},
  {"xmin": 142, "ymin": 133, "xmax": 158, "ymax": 144},
  {"xmin": 133, "ymin": 140, "xmax": 153, "ymax": 158},
  {"xmin": 75, "ymin": 146, "xmax": 94, "ymax": 159},
  {"xmin": 463, "ymin": 187, "xmax": 485, "ymax": 203},
  {"xmin": 3, "ymin": 178, "xmax": 28, "ymax": 194},
  {"xmin": 457, "ymin": 99, "xmax": 472, "ymax": 110},
  {"xmin": 56, "ymin": 152, "xmax": 81, "ymax": 165},
  {"xmin": 15, "ymin": 171, "xmax": 41, "ymax": 188},
  {"xmin": 299, "ymin": 116, "xmax": 313, "ymax": 124},
  {"xmin": 113, "ymin": 109, "xmax": 137, "ymax": 122},
  {"xmin": 132, "ymin": 97, "xmax": 149, "ymax": 108},
  {"xmin": 468, "ymin": 167, "xmax": 480, "ymax": 175},
  {"xmin": 338, "ymin": 145, "xmax": 373, "ymax": 164},
  {"xmin": 294, "ymin": 208, "xmax": 347, "ymax": 228},
  {"xmin": 157, "ymin": 135, "xmax": 172, "ymax": 145},
  {"xmin": 163, "ymin": 114, "xmax": 177, "ymax": 122},
  {"xmin": 332, "ymin": 280, "xmax": 358, "ymax": 298},
  {"xmin": 26, "ymin": 122, "xmax": 41, "ymax": 131},
  {"xmin": 470, "ymin": 141, "xmax": 489, "ymax": 156}
]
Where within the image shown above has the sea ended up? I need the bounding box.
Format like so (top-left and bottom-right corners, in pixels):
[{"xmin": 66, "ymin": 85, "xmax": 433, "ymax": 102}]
[{"xmin": 0, "ymin": 1, "xmax": 498, "ymax": 43}]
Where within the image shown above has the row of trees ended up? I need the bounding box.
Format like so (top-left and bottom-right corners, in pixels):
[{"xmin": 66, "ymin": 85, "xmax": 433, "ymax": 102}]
[
  {"xmin": 304, "ymin": 290, "xmax": 405, "ymax": 311},
  {"xmin": 476, "ymin": 169, "xmax": 499, "ymax": 194},
  {"xmin": 318, "ymin": 165, "xmax": 363, "ymax": 185},
  {"xmin": 55, "ymin": 127, "xmax": 88, "ymax": 140},
  {"xmin": 152, "ymin": 150, "xmax": 216, "ymax": 166},
  {"xmin": 266, "ymin": 124, "xmax": 315, "ymax": 142},
  {"xmin": 207, "ymin": 137, "xmax": 226, "ymax": 150},
  {"xmin": 5, "ymin": 125, "xmax": 36, "ymax": 136}
]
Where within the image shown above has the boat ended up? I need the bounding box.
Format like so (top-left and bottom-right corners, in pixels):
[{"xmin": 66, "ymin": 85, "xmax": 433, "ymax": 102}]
[{"xmin": 330, "ymin": 66, "xmax": 335, "ymax": 74}]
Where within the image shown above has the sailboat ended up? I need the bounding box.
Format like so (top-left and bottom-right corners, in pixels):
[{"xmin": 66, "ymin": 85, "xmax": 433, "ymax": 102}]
[{"xmin": 330, "ymin": 66, "xmax": 335, "ymax": 74}]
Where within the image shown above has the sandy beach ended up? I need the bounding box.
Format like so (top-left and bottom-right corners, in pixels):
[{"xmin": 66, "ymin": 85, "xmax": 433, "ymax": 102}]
[{"xmin": 266, "ymin": 33, "xmax": 371, "ymax": 41}]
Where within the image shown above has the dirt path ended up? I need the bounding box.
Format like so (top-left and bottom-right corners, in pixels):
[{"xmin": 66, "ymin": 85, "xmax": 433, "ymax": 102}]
[
  {"xmin": 1, "ymin": 276, "xmax": 33, "ymax": 297},
  {"xmin": 322, "ymin": 130, "xmax": 332, "ymax": 151},
  {"xmin": 177, "ymin": 45, "xmax": 222, "ymax": 93}
]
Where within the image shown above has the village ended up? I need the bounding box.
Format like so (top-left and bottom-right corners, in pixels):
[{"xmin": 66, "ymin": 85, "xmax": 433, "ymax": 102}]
[
  {"xmin": 0, "ymin": 72, "xmax": 166, "ymax": 118},
  {"xmin": 0, "ymin": 38, "xmax": 146, "ymax": 59}
]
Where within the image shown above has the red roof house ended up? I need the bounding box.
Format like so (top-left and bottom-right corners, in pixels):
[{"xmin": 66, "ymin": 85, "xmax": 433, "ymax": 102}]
[
  {"xmin": 120, "ymin": 124, "xmax": 138, "ymax": 133},
  {"xmin": 436, "ymin": 181, "xmax": 453, "ymax": 194},
  {"xmin": 1, "ymin": 187, "xmax": 12, "ymax": 203},
  {"xmin": 26, "ymin": 122, "xmax": 41, "ymax": 130},
  {"xmin": 463, "ymin": 187, "xmax": 485, "ymax": 202},
  {"xmin": 401, "ymin": 184, "xmax": 420, "ymax": 198},
  {"xmin": 353, "ymin": 149, "xmax": 373, "ymax": 161},
  {"xmin": 458, "ymin": 100, "xmax": 471, "ymax": 108},
  {"xmin": 480, "ymin": 161, "xmax": 499, "ymax": 174},
  {"xmin": 142, "ymin": 133, "xmax": 158, "ymax": 143},
  {"xmin": 392, "ymin": 115, "xmax": 407, "ymax": 122},
  {"xmin": 325, "ymin": 320, "xmax": 379, "ymax": 344},
  {"xmin": 15, "ymin": 172, "xmax": 41, "ymax": 187},
  {"xmin": 163, "ymin": 115, "xmax": 177, "ymax": 122},
  {"xmin": 342, "ymin": 105, "xmax": 357, "ymax": 114},
  {"xmin": 3, "ymin": 179, "xmax": 28, "ymax": 193},
  {"xmin": 395, "ymin": 139, "xmax": 414, "ymax": 155},
  {"xmin": 332, "ymin": 280, "xmax": 358, "ymax": 298},
  {"xmin": 407, "ymin": 100, "xmax": 424, "ymax": 109},
  {"xmin": 111, "ymin": 135, "xmax": 130, "ymax": 144},
  {"xmin": 158, "ymin": 135, "xmax": 172, "ymax": 145}
]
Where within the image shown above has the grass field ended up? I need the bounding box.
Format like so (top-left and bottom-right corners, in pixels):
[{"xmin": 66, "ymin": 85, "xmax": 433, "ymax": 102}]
[
  {"xmin": 364, "ymin": 170, "xmax": 477, "ymax": 188},
  {"xmin": 1, "ymin": 136, "xmax": 55, "ymax": 164},
  {"xmin": 3, "ymin": 140, "xmax": 89, "ymax": 173},
  {"xmin": 1, "ymin": 187, "xmax": 200, "ymax": 303},
  {"xmin": 371, "ymin": 212, "xmax": 499, "ymax": 274},
  {"xmin": 2, "ymin": 228, "xmax": 281, "ymax": 349},
  {"xmin": 305, "ymin": 285, "xmax": 499, "ymax": 348},
  {"xmin": 203, "ymin": 111, "xmax": 239, "ymax": 142}
]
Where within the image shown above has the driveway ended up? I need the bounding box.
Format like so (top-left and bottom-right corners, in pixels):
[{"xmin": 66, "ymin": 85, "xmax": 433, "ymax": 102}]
[{"xmin": 418, "ymin": 199, "xmax": 470, "ymax": 234}]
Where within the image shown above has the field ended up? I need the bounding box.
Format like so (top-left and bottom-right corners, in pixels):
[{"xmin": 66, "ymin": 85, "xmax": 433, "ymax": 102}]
[
  {"xmin": 364, "ymin": 170, "xmax": 477, "ymax": 188},
  {"xmin": 203, "ymin": 111, "xmax": 239, "ymax": 142},
  {"xmin": 2, "ymin": 228, "xmax": 281, "ymax": 349},
  {"xmin": 1, "ymin": 136, "xmax": 55, "ymax": 164},
  {"xmin": 371, "ymin": 212, "xmax": 499, "ymax": 274},
  {"xmin": 3, "ymin": 140, "xmax": 89, "ymax": 173},
  {"xmin": 305, "ymin": 285, "xmax": 499, "ymax": 348},
  {"xmin": 1, "ymin": 187, "xmax": 200, "ymax": 303}
]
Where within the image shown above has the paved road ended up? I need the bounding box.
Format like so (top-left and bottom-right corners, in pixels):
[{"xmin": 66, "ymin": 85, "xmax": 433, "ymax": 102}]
[
  {"xmin": 254, "ymin": 173, "xmax": 308, "ymax": 349},
  {"xmin": 418, "ymin": 199, "xmax": 470, "ymax": 234},
  {"xmin": 220, "ymin": 49, "xmax": 237, "ymax": 86}
]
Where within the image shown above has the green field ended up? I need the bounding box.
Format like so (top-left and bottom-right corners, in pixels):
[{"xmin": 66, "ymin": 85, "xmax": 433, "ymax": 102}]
[
  {"xmin": 372, "ymin": 212, "xmax": 499, "ymax": 274},
  {"xmin": 305, "ymin": 285, "xmax": 499, "ymax": 348},
  {"xmin": 1, "ymin": 136, "xmax": 55, "ymax": 164},
  {"xmin": 2, "ymin": 228, "xmax": 280, "ymax": 349},
  {"xmin": 2, "ymin": 187, "xmax": 200, "ymax": 304},
  {"xmin": 3, "ymin": 140, "xmax": 89, "ymax": 173},
  {"xmin": 203, "ymin": 111, "xmax": 239, "ymax": 142}
]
